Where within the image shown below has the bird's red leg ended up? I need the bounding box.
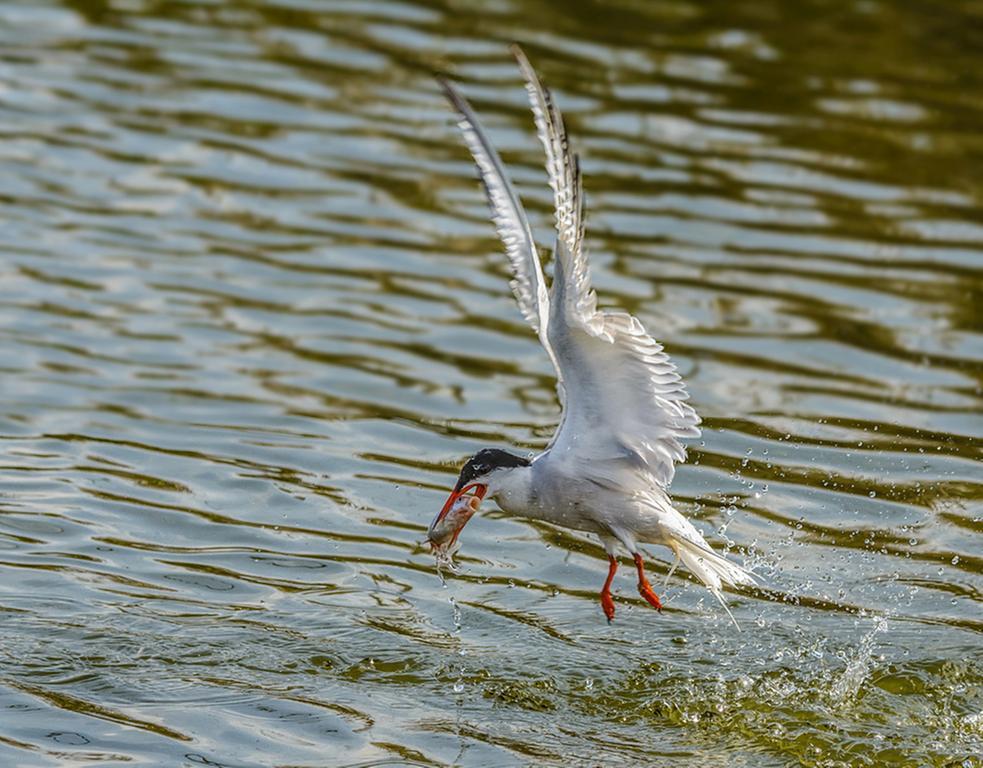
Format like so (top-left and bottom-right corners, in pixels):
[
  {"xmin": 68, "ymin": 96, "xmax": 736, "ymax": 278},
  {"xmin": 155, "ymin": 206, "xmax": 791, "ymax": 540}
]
[
  {"xmin": 633, "ymin": 553, "xmax": 663, "ymax": 612},
  {"xmin": 600, "ymin": 556, "xmax": 618, "ymax": 622}
]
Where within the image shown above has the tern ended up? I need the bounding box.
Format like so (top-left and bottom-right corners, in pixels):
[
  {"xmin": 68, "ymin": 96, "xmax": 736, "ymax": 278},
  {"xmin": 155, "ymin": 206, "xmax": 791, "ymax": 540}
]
[{"xmin": 429, "ymin": 46, "xmax": 755, "ymax": 623}]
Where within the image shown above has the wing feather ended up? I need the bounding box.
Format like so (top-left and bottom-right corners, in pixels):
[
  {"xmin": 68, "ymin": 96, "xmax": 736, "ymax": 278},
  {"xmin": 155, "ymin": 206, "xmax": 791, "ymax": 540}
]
[
  {"xmin": 438, "ymin": 77, "xmax": 552, "ymax": 350},
  {"xmin": 510, "ymin": 47, "xmax": 701, "ymax": 486},
  {"xmin": 547, "ymin": 246, "xmax": 701, "ymax": 486},
  {"xmin": 511, "ymin": 45, "xmax": 597, "ymax": 326}
]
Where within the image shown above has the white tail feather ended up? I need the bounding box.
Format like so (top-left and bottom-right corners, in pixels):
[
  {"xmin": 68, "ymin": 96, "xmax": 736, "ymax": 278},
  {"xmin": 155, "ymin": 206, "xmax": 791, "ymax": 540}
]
[{"xmin": 667, "ymin": 533, "xmax": 755, "ymax": 630}]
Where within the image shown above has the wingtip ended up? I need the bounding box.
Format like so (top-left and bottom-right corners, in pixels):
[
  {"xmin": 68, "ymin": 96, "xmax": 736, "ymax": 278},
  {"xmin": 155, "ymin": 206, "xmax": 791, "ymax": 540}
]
[
  {"xmin": 510, "ymin": 42, "xmax": 537, "ymax": 81},
  {"xmin": 434, "ymin": 73, "xmax": 454, "ymax": 97},
  {"xmin": 435, "ymin": 74, "xmax": 469, "ymax": 116}
]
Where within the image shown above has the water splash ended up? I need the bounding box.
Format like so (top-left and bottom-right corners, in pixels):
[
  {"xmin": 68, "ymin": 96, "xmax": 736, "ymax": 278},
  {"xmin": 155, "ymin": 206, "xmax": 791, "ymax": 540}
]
[{"xmin": 829, "ymin": 616, "xmax": 888, "ymax": 704}]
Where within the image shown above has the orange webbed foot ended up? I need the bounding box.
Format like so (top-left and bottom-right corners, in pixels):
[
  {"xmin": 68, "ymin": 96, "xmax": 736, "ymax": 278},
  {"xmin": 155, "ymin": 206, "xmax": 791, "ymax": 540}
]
[
  {"xmin": 633, "ymin": 553, "xmax": 663, "ymax": 613},
  {"xmin": 600, "ymin": 555, "xmax": 618, "ymax": 622},
  {"xmin": 600, "ymin": 590, "xmax": 616, "ymax": 622}
]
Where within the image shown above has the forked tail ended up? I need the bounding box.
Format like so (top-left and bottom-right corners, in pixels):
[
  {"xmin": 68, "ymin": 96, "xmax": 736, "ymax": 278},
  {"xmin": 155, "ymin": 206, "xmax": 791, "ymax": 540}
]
[{"xmin": 666, "ymin": 530, "xmax": 756, "ymax": 630}]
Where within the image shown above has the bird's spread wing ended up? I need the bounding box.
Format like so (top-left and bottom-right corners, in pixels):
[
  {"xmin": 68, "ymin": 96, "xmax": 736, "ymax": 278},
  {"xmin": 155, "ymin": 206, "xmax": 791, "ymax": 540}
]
[
  {"xmin": 511, "ymin": 46, "xmax": 701, "ymax": 487},
  {"xmin": 441, "ymin": 50, "xmax": 700, "ymax": 487},
  {"xmin": 438, "ymin": 77, "xmax": 556, "ymax": 370}
]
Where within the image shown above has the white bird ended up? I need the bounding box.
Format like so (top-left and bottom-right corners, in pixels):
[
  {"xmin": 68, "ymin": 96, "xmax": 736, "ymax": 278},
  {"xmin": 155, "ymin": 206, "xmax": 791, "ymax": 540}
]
[{"xmin": 429, "ymin": 45, "xmax": 755, "ymax": 624}]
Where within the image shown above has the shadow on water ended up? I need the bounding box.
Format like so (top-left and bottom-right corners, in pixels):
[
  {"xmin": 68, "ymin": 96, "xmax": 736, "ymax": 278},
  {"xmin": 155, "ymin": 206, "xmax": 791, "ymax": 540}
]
[{"xmin": 0, "ymin": 0, "xmax": 981, "ymax": 765}]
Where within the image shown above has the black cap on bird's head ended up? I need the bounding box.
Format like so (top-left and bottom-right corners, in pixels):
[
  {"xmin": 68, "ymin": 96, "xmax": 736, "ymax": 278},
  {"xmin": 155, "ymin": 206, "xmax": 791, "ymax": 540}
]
[
  {"xmin": 428, "ymin": 448, "xmax": 531, "ymax": 549},
  {"xmin": 452, "ymin": 448, "xmax": 531, "ymax": 492}
]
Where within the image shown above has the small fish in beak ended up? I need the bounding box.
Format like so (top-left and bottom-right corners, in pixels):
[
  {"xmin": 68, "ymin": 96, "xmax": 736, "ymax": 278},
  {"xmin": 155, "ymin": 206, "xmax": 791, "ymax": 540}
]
[{"xmin": 428, "ymin": 483, "xmax": 486, "ymax": 563}]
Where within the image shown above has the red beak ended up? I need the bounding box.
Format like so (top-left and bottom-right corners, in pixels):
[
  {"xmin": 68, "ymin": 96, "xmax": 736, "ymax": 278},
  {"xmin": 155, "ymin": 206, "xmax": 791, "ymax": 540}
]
[{"xmin": 428, "ymin": 483, "xmax": 487, "ymax": 549}]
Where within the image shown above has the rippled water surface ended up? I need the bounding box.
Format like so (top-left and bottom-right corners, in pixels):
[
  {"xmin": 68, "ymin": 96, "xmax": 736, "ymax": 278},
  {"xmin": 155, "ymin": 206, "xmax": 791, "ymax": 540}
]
[{"xmin": 2, "ymin": 1, "xmax": 982, "ymax": 766}]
